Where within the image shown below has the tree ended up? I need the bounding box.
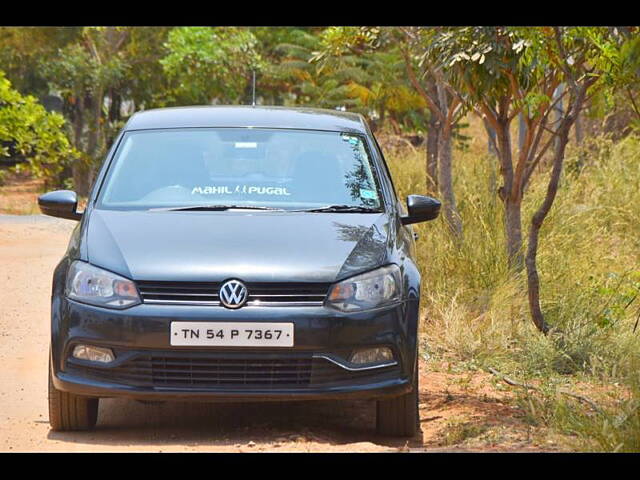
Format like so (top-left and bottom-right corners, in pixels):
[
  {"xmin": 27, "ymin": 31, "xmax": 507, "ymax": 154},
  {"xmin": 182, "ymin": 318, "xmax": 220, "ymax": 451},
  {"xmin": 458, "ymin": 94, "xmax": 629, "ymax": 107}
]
[
  {"xmin": 37, "ymin": 27, "xmax": 173, "ymax": 195},
  {"xmin": 40, "ymin": 27, "xmax": 133, "ymax": 194},
  {"xmin": 313, "ymin": 27, "xmax": 464, "ymax": 239},
  {"xmin": 0, "ymin": 27, "xmax": 81, "ymax": 97},
  {"xmin": 160, "ymin": 27, "xmax": 263, "ymax": 106},
  {"xmin": 0, "ymin": 70, "xmax": 77, "ymax": 188},
  {"xmin": 584, "ymin": 28, "xmax": 640, "ymax": 138},
  {"xmin": 425, "ymin": 26, "xmax": 628, "ymax": 333},
  {"xmin": 399, "ymin": 27, "xmax": 467, "ymax": 239},
  {"xmin": 312, "ymin": 27, "xmax": 427, "ymax": 133}
]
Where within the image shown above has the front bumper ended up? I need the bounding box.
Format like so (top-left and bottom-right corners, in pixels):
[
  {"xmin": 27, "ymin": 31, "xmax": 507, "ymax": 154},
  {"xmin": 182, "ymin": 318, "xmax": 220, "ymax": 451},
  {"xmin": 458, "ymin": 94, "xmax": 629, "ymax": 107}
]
[{"xmin": 50, "ymin": 296, "xmax": 419, "ymax": 401}]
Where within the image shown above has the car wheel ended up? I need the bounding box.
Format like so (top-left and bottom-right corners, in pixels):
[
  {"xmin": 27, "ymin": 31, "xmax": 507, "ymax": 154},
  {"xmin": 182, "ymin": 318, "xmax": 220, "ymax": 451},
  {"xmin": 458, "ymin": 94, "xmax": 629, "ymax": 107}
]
[
  {"xmin": 48, "ymin": 359, "xmax": 99, "ymax": 431},
  {"xmin": 376, "ymin": 355, "xmax": 419, "ymax": 437}
]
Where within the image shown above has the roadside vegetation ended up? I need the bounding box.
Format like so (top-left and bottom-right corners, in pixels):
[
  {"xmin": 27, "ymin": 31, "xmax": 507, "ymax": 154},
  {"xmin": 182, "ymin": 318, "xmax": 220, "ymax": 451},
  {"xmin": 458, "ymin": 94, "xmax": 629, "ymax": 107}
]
[
  {"xmin": 386, "ymin": 127, "xmax": 640, "ymax": 451},
  {"xmin": 1, "ymin": 26, "xmax": 639, "ymax": 451}
]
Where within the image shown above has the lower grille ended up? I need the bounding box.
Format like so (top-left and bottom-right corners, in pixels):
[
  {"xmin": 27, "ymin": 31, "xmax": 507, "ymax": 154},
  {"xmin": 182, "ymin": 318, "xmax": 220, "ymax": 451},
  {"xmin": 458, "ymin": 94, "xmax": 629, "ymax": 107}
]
[
  {"xmin": 150, "ymin": 355, "xmax": 313, "ymax": 387},
  {"xmin": 67, "ymin": 351, "xmax": 398, "ymax": 390}
]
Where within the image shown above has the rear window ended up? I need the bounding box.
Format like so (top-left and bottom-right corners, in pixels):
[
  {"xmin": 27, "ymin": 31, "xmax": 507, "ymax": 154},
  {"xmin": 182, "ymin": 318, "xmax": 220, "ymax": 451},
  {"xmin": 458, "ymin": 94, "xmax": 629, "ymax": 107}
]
[{"xmin": 97, "ymin": 128, "xmax": 383, "ymax": 211}]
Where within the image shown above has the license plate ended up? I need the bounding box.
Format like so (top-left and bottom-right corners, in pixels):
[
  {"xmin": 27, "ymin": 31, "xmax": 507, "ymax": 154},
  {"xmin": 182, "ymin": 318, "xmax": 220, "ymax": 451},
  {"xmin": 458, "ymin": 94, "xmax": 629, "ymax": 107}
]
[{"xmin": 170, "ymin": 322, "xmax": 294, "ymax": 347}]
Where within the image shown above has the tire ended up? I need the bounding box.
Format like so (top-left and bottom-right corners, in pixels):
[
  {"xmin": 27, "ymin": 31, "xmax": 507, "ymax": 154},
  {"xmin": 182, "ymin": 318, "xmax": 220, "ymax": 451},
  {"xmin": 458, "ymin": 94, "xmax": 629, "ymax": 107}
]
[
  {"xmin": 48, "ymin": 360, "xmax": 99, "ymax": 431},
  {"xmin": 376, "ymin": 355, "xmax": 419, "ymax": 437}
]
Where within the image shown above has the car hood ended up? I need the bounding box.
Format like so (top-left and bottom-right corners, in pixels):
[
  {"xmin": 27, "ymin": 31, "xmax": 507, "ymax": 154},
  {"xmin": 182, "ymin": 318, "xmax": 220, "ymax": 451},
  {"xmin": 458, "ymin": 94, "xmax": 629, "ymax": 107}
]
[{"xmin": 85, "ymin": 209, "xmax": 392, "ymax": 283}]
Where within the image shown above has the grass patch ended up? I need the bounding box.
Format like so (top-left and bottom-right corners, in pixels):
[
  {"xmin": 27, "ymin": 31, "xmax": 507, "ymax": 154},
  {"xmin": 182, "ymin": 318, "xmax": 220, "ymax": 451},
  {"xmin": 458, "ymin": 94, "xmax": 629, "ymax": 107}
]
[
  {"xmin": 439, "ymin": 418, "xmax": 488, "ymax": 446},
  {"xmin": 384, "ymin": 123, "xmax": 640, "ymax": 451}
]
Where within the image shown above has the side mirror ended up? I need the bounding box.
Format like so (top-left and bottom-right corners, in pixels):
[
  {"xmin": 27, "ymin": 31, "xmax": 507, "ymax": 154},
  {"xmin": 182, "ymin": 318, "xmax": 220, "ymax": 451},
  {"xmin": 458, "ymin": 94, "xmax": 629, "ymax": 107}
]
[
  {"xmin": 401, "ymin": 194, "xmax": 441, "ymax": 225},
  {"xmin": 38, "ymin": 190, "xmax": 82, "ymax": 221}
]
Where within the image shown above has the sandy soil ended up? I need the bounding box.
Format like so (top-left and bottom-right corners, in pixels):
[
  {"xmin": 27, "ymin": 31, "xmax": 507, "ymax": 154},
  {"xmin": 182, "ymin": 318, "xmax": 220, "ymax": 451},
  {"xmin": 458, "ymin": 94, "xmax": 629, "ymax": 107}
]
[
  {"xmin": 0, "ymin": 215, "xmax": 558, "ymax": 452},
  {"xmin": 0, "ymin": 173, "xmax": 43, "ymax": 215}
]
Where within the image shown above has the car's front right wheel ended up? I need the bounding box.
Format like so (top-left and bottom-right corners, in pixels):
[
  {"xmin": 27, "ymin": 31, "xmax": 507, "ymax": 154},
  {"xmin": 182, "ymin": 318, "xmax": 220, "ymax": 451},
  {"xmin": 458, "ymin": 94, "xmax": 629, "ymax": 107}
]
[
  {"xmin": 375, "ymin": 356, "xmax": 420, "ymax": 437},
  {"xmin": 48, "ymin": 359, "xmax": 99, "ymax": 431}
]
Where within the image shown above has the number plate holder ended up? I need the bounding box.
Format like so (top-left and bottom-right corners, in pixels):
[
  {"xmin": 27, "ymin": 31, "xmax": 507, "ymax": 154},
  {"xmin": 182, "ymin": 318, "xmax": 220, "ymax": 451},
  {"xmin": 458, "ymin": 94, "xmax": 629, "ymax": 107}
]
[{"xmin": 170, "ymin": 322, "xmax": 294, "ymax": 347}]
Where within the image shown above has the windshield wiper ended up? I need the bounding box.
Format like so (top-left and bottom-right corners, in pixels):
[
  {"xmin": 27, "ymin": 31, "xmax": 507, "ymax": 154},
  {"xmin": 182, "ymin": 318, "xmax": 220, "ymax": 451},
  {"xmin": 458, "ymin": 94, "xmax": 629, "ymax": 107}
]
[
  {"xmin": 292, "ymin": 204, "xmax": 382, "ymax": 213},
  {"xmin": 149, "ymin": 204, "xmax": 285, "ymax": 212}
]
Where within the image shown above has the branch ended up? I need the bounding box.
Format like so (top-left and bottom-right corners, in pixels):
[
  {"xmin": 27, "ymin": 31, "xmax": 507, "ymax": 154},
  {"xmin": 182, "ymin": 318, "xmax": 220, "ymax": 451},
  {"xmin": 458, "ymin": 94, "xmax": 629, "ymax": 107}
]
[
  {"xmin": 482, "ymin": 117, "xmax": 501, "ymax": 158},
  {"xmin": 466, "ymin": 80, "xmax": 499, "ymax": 130},
  {"xmin": 553, "ymin": 27, "xmax": 578, "ymax": 91},
  {"xmin": 626, "ymin": 87, "xmax": 640, "ymax": 121},
  {"xmin": 400, "ymin": 48, "xmax": 446, "ymax": 123},
  {"xmin": 522, "ymin": 115, "xmax": 550, "ymax": 188},
  {"xmin": 446, "ymin": 96, "xmax": 462, "ymax": 126},
  {"xmin": 513, "ymin": 115, "xmax": 536, "ymax": 193},
  {"xmin": 522, "ymin": 86, "xmax": 571, "ymax": 186},
  {"xmin": 504, "ymin": 69, "xmax": 526, "ymax": 122}
]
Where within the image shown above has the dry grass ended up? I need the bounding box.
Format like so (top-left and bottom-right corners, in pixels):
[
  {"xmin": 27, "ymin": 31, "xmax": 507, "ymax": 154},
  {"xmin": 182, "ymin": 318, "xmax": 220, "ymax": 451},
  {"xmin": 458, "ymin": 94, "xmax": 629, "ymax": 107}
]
[{"xmin": 383, "ymin": 118, "xmax": 640, "ymax": 451}]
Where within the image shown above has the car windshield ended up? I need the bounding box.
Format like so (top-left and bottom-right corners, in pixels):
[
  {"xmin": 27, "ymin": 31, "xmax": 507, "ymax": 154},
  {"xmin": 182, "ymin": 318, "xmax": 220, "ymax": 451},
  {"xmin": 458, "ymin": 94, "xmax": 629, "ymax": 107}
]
[{"xmin": 97, "ymin": 128, "xmax": 383, "ymax": 211}]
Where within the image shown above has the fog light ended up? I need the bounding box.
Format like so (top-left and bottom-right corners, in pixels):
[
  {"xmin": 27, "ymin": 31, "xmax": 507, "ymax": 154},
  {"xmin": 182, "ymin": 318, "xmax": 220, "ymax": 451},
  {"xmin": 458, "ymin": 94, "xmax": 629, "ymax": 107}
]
[
  {"xmin": 72, "ymin": 345, "xmax": 115, "ymax": 363},
  {"xmin": 350, "ymin": 347, "xmax": 394, "ymax": 365}
]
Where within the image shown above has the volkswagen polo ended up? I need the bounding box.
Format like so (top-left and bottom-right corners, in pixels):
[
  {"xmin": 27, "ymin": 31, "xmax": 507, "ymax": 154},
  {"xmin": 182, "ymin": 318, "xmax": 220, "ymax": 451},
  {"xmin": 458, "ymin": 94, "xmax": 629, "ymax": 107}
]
[{"xmin": 40, "ymin": 106, "xmax": 440, "ymax": 437}]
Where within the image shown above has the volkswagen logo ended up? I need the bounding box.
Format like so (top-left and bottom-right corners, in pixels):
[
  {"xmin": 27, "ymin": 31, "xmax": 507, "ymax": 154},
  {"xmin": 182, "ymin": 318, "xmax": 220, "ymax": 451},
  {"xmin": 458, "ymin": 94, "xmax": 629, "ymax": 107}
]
[{"xmin": 219, "ymin": 279, "xmax": 248, "ymax": 309}]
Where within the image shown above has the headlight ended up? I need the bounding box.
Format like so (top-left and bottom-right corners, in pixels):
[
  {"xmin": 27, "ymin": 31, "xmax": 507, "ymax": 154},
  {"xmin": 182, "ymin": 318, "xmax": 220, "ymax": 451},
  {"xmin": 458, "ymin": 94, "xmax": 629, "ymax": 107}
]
[
  {"xmin": 325, "ymin": 264, "xmax": 402, "ymax": 312},
  {"xmin": 65, "ymin": 261, "xmax": 141, "ymax": 309}
]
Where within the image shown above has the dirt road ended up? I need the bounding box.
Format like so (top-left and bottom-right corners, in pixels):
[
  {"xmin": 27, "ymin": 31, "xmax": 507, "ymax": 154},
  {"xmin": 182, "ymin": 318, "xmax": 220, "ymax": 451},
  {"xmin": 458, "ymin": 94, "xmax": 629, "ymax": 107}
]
[{"xmin": 0, "ymin": 215, "xmax": 552, "ymax": 452}]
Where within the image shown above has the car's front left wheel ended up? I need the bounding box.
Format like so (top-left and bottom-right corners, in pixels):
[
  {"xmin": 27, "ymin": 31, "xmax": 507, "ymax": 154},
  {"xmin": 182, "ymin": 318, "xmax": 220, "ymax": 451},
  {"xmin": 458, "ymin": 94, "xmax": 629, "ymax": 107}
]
[
  {"xmin": 48, "ymin": 360, "xmax": 99, "ymax": 431},
  {"xmin": 375, "ymin": 355, "xmax": 420, "ymax": 437}
]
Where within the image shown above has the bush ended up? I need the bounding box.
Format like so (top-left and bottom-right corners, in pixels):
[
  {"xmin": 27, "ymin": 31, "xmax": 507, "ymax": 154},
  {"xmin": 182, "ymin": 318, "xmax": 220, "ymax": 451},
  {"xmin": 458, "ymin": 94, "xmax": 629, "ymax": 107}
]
[{"xmin": 0, "ymin": 70, "xmax": 78, "ymax": 188}]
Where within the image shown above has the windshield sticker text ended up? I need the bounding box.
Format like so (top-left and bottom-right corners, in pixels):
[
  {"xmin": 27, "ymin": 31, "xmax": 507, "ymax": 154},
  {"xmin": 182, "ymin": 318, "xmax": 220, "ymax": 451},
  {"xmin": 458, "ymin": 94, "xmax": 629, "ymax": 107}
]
[{"xmin": 191, "ymin": 185, "xmax": 292, "ymax": 196}]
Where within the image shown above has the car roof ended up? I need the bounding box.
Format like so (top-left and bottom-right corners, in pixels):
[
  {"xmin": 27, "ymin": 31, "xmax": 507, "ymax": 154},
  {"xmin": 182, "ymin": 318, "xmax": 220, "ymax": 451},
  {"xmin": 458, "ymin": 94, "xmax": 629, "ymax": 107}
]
[{"xmin": 124, "ymin": 106, "xmax": 368, "ymax": 133}]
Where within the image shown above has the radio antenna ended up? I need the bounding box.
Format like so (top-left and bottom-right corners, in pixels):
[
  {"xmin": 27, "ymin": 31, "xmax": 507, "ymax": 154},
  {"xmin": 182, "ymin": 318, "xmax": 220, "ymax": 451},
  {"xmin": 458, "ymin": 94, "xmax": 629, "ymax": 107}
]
[{"xmin": 251, "ymin": 70, "xmax": 256, "ymax": 107}]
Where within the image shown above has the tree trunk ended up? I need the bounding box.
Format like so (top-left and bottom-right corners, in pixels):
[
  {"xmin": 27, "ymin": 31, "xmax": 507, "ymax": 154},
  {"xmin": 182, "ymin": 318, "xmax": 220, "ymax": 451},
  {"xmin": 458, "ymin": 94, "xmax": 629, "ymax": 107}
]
[
  {"xmin": 553, "ymin": 83, "xmax": 565, "ymax": 151},
  {"xmin": 425, "ymin": 77, "xmax": 440, "ymax": 195},
  {"xmin": 518, "ymin": 112, "xmax": 527, "ymax": 155},
  {"xmin": 437, "ymin": 126, "xmax": 463, "ymax": 240},
  {"xmin": 525, "ymin": 122, "xmax": 571, "ymax": 334},
  {"xmin": 574, "ymin": 110, "xmax": 586, "ymax": 171},
  {"xmin": 484, "ymin": 119, "xmax": 498, "ymax": 157},
  {"xmin": 495, "ymin": 119, "xmax": 524, "ymax": 270},
  {"xmin": 426, "ymin": 113, "xmax": 439, "ymax": 195},
  {"xmin": 83, "ymin": 89, "xmax": 104, "ymax": 196},
  {"xmin": 574, "ymin": 110, "xmax": 583, "ymax": 145},
  {"xmin": 70, "ymin": 95, "xmax": 92, "ymax": 196},
  {"xmin": 525, "ymin": 82, "xmax": 589, "ymax": 334},
  {"xmin": 504, "ymin": 197, "xmax": 524, "ymax": 270}
]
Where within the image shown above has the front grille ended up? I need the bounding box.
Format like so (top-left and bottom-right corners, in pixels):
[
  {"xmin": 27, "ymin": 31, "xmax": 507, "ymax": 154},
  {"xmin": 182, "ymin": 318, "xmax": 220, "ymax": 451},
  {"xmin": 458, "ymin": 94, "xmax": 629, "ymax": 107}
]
[
  {"xmin": 136, "ymin": 281, "xmax": 330, "ymax": 306},
  {"xmin": 66, "ymin": 351, "xmax": 399, "ymax": 390},
  {"xmin": 137, "ymin": 281, "xmax": 221, "ymax": 305}
]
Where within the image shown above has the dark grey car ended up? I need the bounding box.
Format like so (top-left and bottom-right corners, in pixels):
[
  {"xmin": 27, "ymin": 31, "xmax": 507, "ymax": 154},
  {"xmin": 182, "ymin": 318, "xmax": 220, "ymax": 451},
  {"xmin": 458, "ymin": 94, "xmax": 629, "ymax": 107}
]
[{"xmin": 39, "ymin": 106, "xmax": 440, "ymax": 437}]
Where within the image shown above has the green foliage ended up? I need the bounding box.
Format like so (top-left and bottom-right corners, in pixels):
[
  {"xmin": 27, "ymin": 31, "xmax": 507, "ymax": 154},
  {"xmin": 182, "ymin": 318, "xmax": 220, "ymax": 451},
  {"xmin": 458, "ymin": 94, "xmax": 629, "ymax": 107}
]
[
  {"xmin": 0, "ymin": 27, "xmax": 81, "ymax": 96},
  {"xmin": 584, "ymin": 28, "xmax": 640, "ymax": 130},
  {"xmin": 425, "ymin": 27, "xmax": 627, "ymax": 122},
  {"xmin": 248, "ymin": 27, "xmax": 316, "ymax": 105},
  {"xmin": 313, "ymin": 27, "xmax": 427, "ymax": 131},
  {"xmin": 0, "ymin": 71, "xmax": 76, "ymax": 187},
  {"xmin": 41, "ymin": 41, "xmax": 127, "ymax": 104},
  {"xmin": 161, "ymin": 27, "xmax": 262, "ymax": 105},
  {"xmin": 426, "ymin": 27, "xmax": 524, "ymax": 110}
]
